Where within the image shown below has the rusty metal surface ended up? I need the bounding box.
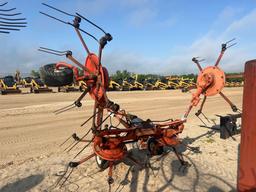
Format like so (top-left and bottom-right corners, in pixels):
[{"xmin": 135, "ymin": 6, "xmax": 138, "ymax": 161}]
[
  {"xmin": 238, "ymin": 60, "xmax": 256, "ymax": 191},
  {"xmin": 197, "ymin": 66, "xmax": 225, "ymax": 96}
]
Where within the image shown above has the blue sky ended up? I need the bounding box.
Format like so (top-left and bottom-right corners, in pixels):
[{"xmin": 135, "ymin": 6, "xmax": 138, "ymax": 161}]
[{"xmin": 0, "ymin": 0, "xmax": 256, "ymax": 75}]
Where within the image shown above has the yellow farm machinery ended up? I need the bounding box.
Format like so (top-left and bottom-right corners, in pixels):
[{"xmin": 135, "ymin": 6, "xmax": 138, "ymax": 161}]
[{"xmin": 0, "ymin": 76, "xmax": 21, "ymax": 95}]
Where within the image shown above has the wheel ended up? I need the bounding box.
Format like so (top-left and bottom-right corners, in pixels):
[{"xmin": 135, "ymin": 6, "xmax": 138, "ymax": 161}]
[
  {"xmin": 39, "ymin": 63, "xmax": 74, "ymax": 87},
  {"xmin": 0, "ymin": 90, "xmax": 6, "ymax": 95},
  {"xmin": 95, "ymin": 155, "xmax": 109, "ymax": 170}
]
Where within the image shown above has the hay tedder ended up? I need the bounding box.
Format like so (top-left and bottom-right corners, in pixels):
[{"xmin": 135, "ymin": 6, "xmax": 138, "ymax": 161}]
[{"xmin": 38, "ymin": 3, "xmax": 240, "ymax": 189}]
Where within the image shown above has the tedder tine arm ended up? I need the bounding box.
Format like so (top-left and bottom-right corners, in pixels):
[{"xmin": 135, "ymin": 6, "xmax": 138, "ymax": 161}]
[
  {"xmin": 195, "ymin": 96, "xmax": 207, "ymax": 116},
  {"xmin": 73, "ymin": 137, "xmax": 94, "ymax": 158},
  {"xmin": 54, "ymin": 87, "xmax": 90, "ymax": 115},
  {"xmin": 66, "ymin": 53, "xmax": 93, "ymax": 75},
  {"xmin": 192, "ymin": 57, "xmax": 203, "ymax": 71},
  {"xmin": 81, "ymin": 111, "xmax": 100, "ymax": 127},
  {"xmin": 215, "ymin": 38, "xmax": 236, "ymax": 67},
  {"xmin": 76, "ymin": 12, "xmax": 107, "ymax": 34},
  {"xmin": 219, "ymin": 91, "xmax": 238, "ymax": 112},
  {"xmin": 74, "ymin": 27, "xmax": 91, "ymax": 55},
  {"xmin": 65, "ymin": 128, "xmax": 92, "ymax": 152}
]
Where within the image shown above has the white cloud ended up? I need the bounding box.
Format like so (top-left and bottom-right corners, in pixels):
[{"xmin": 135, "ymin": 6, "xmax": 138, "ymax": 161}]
[
  {"xmin": 128, "ymin": 7, "xmax": 157, "ymax": 27},
  {"xmin": 102, "ymin": 8, "xmax": 256, "ymax": 75},
  {"xmin": 1, "ymin": 5, "xmax": 255, "ymax": 76}
]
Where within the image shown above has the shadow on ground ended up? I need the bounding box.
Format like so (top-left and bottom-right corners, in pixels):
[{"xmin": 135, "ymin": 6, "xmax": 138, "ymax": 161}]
[
  {"xmin": 0, "ymin": 174, "xmax": 44, "ymax": 192},
  {"xmin": 114, "ymin": 145, "xmax": 236, "ymax": 192}
]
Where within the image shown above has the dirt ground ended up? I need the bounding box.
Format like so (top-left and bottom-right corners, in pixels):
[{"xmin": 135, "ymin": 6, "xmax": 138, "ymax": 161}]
[{"xmin": 0, "ymin": 87, "xmax": 242, "ymax": 192}]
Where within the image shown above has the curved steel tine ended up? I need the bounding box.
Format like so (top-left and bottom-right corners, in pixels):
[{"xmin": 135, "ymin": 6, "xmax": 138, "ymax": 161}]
[
  {"xmin": 227, "ymin": 42, "xmax": 237, "ymax": 49},
  {"xmin": 0, "ymin": 12, "xmax": 21, "ymax": 16},
  {"xmin": 39, "ymin": 47, "xmax": 68, "ymax": 53},
  {"xmin": 55, "ymin": 106, "xmax": 76, "ymax": 115},
  {"xmin": 59, "ymin": 168, "xmax": 74, "ymax": 188},
  {"xmin": 59, "ymin": 135, "xmax": 73, "ymax": 147},
  {"xmin": 0, "ymin": 20, "xmax": 27, "ymax": 24},
  {"xmin": 76, "ymin": 12, "xmax": 107, "ymax": 34},
  {"xmin": 77, "ymin": 27, "xmax": 99, "ymax": 43},
  {"xmin": 0, "ymin": 2, "xmax": 8, "ymax": 7},
  {"xmin": 55, "ymin": 164, "xmax": 70, "ymax": 187},
  {"xmin": 225, "ymin": 38, "xmax": 235, "ymax": 44},
  {"xmin": 39, "ymin": 11, "xmax": 69, "ymax": 25},
  {"xmin": 38, "ymin": 49, "xmax": 66, "ymax": 56},
  {"xmin": 40, "ymin": 9, "xmax": 99, "ymax": 43},
  {"xmin": 198, "ymin": 58, "xmax": 205, "ymax": 62},
  {"xmin": 0, "ymin": 8, "xmax": 16, "ymax": 12},
  {"xmin": 0, "ymin": 24, "xmax": 26, "ymax": 27},
  {"xmin": 42, "ymin": 3, "xmax": 76, "ymax": 17},
  {"xmin": 54, "ymin": 103, "xmax": 74, "ymax": 113},
  {"xmin": 0, "ymin": 27, "xmax": 19, "ymax": 31},
  {"xmin": 81, "ymin": 111, "xmax": 99, "ymax": 127},
  {"xmin": 0, "ymin": 16, "xmax": 25, "ymax": 21},
  {"xmin": 66, "ymin": 129, "xmax": 92, "ymax": 152},
  {"xmin": 0, "ymin": 30, "xmax": 9, "ymax": 33},
  {"xmin": 73, "ymin": 138, "xmax": 93, "ymax": 158}
]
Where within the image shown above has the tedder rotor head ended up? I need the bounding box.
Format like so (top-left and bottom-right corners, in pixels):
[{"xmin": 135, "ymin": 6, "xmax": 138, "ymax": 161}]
[
  {"xmin": 196, "ymin": 66, "xmax": 225, "ymax": 96},
  {"xmin": 184, "ymin": 39, "xmax": 240, "ymax": 121}
]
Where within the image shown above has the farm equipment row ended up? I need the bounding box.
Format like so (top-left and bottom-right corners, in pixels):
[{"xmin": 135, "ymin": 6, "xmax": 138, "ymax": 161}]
[
  {"xmin": 0, "ymin": 74, "xmax": 90, "ymax": 94},
  {"xmin": 1, "ymin": 73, "xmax": 242, "ymax": 95},
  {"xmin": 0, "ymin": 75, "xmax": 52, "ymax": 94}
]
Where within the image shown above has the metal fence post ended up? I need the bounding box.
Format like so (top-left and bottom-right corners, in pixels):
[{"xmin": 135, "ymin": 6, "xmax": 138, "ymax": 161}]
[{"xmin": 238, "ymin": 60, "xmax": 256, "ymax": 191}]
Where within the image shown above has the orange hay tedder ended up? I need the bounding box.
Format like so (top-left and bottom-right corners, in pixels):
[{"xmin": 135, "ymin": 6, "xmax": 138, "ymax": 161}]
[{"xmin": 38, "ymin": 3, "xmax": 240, "ymax": 189}]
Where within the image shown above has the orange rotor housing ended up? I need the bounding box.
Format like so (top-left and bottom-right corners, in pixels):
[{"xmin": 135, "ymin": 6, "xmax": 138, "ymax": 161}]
[
  {"xmin": 93, "ymin": 136, "xmax": 127, "ymax": 161},
  {"xmin": 84, "ymin": 53, "xmax": 109, "ymax": 104},
  {"xmin": 192, "ymin": 66, "xmax": 225, "ymax": 106}
]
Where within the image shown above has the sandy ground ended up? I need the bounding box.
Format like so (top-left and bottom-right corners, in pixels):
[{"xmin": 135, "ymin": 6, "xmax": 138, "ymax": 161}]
[{"xmin": 0, "ymin": 87, "xmax": 243, "ymax": 192}]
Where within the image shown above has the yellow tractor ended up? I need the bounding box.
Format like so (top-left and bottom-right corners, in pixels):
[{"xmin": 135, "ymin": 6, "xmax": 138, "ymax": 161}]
[
  {"xmin": 166, "ymin": 77, "xmax": 181, "ymax": 89},
  {"xmin": 178, "ymin": 78, "xmax": 197, "ymax": 92},
  {"xmin": 21, "ymin": 77, "xmax": 34, "ymax": 87},
  {"xmin": 30, "ymin": 78, "xmax": 52, "ymax": 93},
  {"xmin": 0, "ymin": 76, "xmax": 21, "ymax": 95},
  {"xmin": 58, "ymin": 83, "xmax": 79, "ymax": 92},
  {"xmin": 144, "ymin": 78, "xmax": 157, "ymax": 90},
  {"xmin": 122, "ymin": 76, "xmax": 144, "ymax": 91},
  {"xmin": 122, "ymin": 78, "xmax": 134, "ymax": 91},
  {"xmin": 108, "ymin": 80, "xmax": 122, "ymax": 91},
  {"xmin": 154, "ymin": 79, "xmax": 169, "ymax": 90}
]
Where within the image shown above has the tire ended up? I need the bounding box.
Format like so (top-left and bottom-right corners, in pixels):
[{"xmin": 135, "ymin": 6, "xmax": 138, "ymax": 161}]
[
  {"xmin": 95, "ymin": 155, "xmax": 109, "ymax": 170},
  {"xmin": 39, "ymin": 63, "xmax": 74, "ymax": 87},
  {"xmin": 34, "ymin": 90, "xmax": 39, "ymax": 94},
  {"xmin": 1, "ymin": 90, "xmax": 7, "ymax": 95}
]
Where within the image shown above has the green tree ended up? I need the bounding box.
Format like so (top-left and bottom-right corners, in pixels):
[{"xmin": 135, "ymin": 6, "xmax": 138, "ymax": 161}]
[{"xmin": 30, "ymin": 70, "xmax": 40, "ymax": 78}]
